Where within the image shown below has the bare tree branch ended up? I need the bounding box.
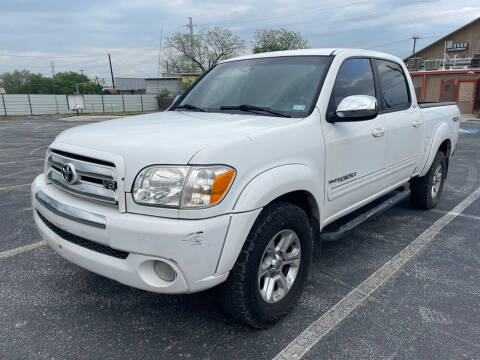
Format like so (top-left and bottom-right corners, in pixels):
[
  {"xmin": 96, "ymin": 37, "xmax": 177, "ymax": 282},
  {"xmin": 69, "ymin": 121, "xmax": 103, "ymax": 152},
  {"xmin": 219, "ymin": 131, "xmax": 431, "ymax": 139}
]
[{"xmin": 163, "ymin": 27, "xmax": 245, "ymax": 74}]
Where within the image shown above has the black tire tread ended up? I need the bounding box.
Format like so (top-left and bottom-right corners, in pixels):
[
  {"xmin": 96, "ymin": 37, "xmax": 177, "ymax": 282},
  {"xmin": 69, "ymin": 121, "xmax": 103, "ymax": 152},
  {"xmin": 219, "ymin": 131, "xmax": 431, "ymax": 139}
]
[
  {"xmin": 219, "ymin": 201, "xmax": 312, "ymax": 328},
  {"xmin": 410, "ymin": 151, "xmax": 446, "ymax": 209}
]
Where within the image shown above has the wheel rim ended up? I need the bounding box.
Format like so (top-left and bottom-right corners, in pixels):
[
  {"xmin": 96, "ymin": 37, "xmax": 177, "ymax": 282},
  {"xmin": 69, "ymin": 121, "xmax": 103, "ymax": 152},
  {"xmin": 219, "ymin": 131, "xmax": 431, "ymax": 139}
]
[
  {"xmin": 257, "ymin": 229, "xmax": 302, "ymax": 304},
  {"xmin": 431, "ymin": 164, "xmax": 443, "ymax": 199}
]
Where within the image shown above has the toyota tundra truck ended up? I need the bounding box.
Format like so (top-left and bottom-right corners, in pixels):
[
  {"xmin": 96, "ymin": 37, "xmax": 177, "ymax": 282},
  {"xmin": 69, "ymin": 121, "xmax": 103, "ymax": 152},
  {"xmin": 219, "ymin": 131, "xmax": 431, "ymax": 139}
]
[{"xmin": 31, "ymin": 49, "xmax": 460, "ymax": 327}]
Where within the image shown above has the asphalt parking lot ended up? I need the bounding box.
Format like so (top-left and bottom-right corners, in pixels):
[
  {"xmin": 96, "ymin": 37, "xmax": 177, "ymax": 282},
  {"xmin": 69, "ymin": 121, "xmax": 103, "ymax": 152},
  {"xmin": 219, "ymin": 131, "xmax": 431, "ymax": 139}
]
[{"xmin": 1, "ymin": 117, "xmax": 479, "ymax": 360}]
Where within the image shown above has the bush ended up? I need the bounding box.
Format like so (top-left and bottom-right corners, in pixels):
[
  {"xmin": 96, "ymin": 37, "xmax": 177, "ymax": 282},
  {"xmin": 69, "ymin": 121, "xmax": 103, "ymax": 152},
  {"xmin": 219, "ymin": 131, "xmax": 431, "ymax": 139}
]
[
  {"xmin": 159, "ymin": 88, "xmax": 170, "ymax": 98},
  {"xmin": 179, "ymin": 79, "xmax": 194, "ymax": 94}
]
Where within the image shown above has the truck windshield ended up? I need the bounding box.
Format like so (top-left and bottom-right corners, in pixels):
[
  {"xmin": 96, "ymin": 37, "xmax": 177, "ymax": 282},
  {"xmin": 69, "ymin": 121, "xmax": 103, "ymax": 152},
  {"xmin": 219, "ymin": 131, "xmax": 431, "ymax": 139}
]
[{"xmin": 175, "ymin": 56, "xmax": 332, "ymax": 118}]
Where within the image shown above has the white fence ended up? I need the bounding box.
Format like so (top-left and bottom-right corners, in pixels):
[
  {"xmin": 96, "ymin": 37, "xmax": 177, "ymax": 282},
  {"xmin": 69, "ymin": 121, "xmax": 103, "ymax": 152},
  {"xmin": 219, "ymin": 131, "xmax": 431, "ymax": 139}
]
[{"xmin": 0, "ymin": 94, "xmax": 159, "ymax": 116}]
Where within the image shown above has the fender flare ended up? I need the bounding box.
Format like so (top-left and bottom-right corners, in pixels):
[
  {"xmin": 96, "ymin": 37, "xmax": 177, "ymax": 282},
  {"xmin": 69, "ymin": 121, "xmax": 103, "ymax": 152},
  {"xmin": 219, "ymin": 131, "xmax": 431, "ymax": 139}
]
[
  {"xmin": 419, "ymin": 123, "xmax": 451, "ymax": 177},
  {"xmin": 233, "ymin": 163, "xmax": 321, "ymax": 212},
  {"xmin": 215, "ymin": 164, "xmax": 321, "ymax": 275}
]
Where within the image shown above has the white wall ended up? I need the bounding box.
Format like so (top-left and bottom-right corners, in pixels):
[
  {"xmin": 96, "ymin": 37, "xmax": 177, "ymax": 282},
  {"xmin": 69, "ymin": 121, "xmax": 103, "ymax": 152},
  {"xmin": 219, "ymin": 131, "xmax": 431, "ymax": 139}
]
[{"xmin": 0, "ymin": 94, "xmax": 159, "ymax": 116}]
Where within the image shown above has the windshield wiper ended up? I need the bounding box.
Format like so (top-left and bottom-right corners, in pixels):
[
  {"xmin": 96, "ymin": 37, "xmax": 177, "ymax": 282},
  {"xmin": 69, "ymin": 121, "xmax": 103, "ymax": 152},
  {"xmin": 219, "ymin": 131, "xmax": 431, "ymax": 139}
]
[
  {"xmin": 220, "ymin": 104, "xmax": 291, "ymax": 118},
  {"xmin": 175, "ymin": 104, "xmax": 205, "ymax": 112}
]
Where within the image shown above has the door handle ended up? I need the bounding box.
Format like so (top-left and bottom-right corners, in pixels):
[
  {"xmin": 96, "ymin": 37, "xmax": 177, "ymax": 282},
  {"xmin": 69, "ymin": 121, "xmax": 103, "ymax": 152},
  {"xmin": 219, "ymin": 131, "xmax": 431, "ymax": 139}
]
[
  {"xmin": 412, "ymin": 120, "xmax": 422, "ymax": 127},
  {"xmin": 372, "ymin": 128, "xmax": 385, "ymax": 137}
]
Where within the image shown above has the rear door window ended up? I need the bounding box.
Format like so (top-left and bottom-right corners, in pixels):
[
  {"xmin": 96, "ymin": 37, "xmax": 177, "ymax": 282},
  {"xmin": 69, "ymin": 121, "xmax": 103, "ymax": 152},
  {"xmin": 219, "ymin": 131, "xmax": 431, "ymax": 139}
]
[{"xmin": 374, "ymin": 59, "xmax": 411, "ymax": 111}]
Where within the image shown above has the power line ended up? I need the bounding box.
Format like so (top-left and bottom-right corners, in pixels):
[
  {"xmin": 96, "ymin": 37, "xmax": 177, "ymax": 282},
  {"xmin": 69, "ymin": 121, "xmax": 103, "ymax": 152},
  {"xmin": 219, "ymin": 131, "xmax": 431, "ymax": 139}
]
[
  {"xmin": 0, "ymin": 53, "xmax": 102, "ymax": 59},
  {"xmin": 196, "ymin": 0, "xmax": 369, "ymax": 27},
  {"xmin": 258, "ymin": 1, "xmax": 439, "ymax": 31},
  {"xmin": 1, "ymin": 4, "xmax": 476, "ymax": 78},
  {"xmin": 113, "ymin": 58, "xmax": 149, "ymax": 73},
  {"xmin": 368, "ymin": 38, "xmax": 412, "ymax": 50},
  {"xmin": 367, "ymin": 34, "xmax": 442, "ymax": 51}
]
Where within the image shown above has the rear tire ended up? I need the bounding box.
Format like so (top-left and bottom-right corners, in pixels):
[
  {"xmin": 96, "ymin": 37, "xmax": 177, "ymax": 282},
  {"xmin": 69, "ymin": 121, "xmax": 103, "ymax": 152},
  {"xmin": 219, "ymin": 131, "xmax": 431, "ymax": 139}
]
[
  {"xmin": 219, "ymin": 201, "xmax": 313, "ymax": 328},
  {"xmin": 410, "ymin": 151, "xmax": 447, "ymax": 209}
]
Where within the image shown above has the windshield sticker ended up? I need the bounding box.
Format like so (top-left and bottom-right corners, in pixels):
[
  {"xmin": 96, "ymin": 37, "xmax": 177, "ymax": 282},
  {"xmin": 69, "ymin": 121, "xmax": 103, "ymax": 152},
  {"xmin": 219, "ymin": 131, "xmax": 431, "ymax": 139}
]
[{"xmin": 292, "ymin": 104, "xmax": 306, "ymax": 111}]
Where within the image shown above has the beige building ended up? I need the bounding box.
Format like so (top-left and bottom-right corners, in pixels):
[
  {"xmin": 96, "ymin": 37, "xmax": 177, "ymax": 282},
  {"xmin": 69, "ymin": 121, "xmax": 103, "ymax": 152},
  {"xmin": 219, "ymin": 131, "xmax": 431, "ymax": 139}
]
[
  {"xmin": 406, "ymin": 17, "xmax": 480, "ymax": 63},
  {"xmin": 405, "ymin": 17, "xmax": 480, "ymax": 115}
]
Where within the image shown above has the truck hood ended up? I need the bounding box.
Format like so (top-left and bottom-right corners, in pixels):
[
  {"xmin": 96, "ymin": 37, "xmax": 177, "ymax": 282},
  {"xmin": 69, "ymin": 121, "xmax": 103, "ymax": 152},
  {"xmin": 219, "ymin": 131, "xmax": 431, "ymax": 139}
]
[{"xmin": 54, "ymin": 110, "xmax": 295, "ymax": 180}]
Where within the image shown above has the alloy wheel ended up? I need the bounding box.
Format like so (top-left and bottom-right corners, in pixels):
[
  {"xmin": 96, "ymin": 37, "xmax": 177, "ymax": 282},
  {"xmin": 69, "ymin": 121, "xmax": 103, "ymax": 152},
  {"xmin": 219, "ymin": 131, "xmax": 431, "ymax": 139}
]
[{"xmin": 257, "ymin": 229, "xmax": 302, "ymax": 303}]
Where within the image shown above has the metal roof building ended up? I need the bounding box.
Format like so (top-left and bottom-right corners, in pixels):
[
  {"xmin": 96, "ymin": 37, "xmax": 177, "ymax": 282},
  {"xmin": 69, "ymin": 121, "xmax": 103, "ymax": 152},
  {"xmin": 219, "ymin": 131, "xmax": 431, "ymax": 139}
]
[
  {"xmin": 115, "ymin": 75, "xmax": 198, "ymax": 96},
  {"xmin": 405, "ymin": 17, "xmax": 480, "ymax": 67},
  {"xmin": 115, "ymin": 78, "xmax": 147, "ymax": 94}
]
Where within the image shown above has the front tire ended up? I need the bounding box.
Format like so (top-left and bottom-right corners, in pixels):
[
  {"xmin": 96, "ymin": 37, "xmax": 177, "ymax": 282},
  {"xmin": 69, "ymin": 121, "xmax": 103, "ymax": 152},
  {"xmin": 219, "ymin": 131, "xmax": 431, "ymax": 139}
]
[
  {"xmin": 410, "ymin": 151, "xmax": 447, "ymax": 209},
  {"xmin": 220, "ymin": 201, "xmax": 313, "ymax": 328}
]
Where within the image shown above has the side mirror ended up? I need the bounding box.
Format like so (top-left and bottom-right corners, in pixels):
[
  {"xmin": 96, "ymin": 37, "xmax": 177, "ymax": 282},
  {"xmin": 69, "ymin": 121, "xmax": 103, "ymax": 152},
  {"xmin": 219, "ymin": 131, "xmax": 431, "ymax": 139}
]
[{"xmin": 335, "ymin": 95, "xmax": 378, "ymax": 122}]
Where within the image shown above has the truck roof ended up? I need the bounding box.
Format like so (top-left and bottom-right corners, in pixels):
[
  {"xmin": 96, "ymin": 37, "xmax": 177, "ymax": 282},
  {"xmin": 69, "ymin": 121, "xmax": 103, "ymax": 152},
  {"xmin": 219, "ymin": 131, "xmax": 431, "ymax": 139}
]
[{"xmin": 220, "ymin": 48, "xmax": 403, "ymax": 64}]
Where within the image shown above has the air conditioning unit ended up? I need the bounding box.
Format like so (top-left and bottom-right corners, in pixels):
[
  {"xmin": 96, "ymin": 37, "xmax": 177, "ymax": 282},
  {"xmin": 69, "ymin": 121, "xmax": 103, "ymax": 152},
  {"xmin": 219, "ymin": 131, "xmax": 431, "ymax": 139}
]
[
  {"xmin": 424, "ymin": 59, "xmax": 442, "ymax": 71},
  {"xmin": 408, "ymin": 57, "xmax": 423, "ymax": 71},
  {"xmin": 472, "ymin": 54, "xmax": 480, "ymax": 68}
]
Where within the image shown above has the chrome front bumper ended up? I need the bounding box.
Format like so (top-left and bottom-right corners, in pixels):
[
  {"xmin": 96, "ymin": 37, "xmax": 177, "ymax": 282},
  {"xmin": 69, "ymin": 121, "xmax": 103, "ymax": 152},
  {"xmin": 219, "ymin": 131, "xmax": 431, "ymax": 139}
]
[
  {"xmin": 32, "ymin": 174, "xmax": 234, "ymax": 294},
  {"xmin": 35, "ymin": 191, "xmax": 106, "ymax": 229}
]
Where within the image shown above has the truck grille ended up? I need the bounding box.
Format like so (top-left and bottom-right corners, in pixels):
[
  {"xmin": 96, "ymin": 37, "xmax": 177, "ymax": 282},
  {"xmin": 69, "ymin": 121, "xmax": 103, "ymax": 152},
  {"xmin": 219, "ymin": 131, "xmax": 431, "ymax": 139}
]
[
  {"xmin": 46, "ymin": 149, "xmax": 118, "ymax": 204},
  {"xmin": 37, "ymin": 211, "xmax": 129, "ymax": 259}
]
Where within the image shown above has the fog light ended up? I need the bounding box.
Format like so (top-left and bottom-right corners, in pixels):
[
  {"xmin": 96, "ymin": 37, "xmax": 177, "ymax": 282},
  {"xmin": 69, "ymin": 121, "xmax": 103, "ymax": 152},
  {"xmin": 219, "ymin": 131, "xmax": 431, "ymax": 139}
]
[{"xmin": 154, "ymin": 261, "xmax": 176, "ymax": 282}]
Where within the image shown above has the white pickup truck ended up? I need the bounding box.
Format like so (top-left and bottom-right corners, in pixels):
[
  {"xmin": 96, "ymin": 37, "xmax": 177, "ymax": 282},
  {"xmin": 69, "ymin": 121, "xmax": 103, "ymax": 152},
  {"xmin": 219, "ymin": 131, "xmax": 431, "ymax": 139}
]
[{"xmin": 32, "ymin": 49, "xmax": 459, "ymax": 327}]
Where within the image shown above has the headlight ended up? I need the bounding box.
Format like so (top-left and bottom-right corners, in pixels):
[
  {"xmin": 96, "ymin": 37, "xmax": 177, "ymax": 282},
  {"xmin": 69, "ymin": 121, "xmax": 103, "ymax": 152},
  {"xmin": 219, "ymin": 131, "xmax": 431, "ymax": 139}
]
[
  {"xmin": 181, "ymin": 166, "xmax": 236, "ymax": 208},
  {"xmin": 132, "ymin": 166, "xmax": 188, "ymax": 207},
  {"xmin": 132, "ymin": 165, "xmax": 235, "ymax": 208}
]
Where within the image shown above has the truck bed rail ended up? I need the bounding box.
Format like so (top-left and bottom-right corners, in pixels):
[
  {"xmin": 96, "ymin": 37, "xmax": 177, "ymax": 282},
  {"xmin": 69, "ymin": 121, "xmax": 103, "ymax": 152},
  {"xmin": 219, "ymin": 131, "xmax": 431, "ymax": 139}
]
[{"xmin": 418, "ymin": 102, "xmax": 456, "ymax": 109}]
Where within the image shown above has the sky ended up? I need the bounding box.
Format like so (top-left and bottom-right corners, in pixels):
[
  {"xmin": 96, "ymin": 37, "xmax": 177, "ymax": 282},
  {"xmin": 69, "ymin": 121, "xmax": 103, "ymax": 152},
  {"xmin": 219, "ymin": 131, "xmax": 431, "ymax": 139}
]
[{"xmin": 1, "ymin": 0, "xmax": 479, "ymax": 86}]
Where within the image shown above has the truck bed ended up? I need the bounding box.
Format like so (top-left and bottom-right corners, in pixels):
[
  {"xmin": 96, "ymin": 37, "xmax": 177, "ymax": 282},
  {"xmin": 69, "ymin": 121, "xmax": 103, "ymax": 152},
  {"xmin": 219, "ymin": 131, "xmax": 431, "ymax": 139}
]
[{"xmin": 418, "ymin": 101, "xmax": 457, "ymax": 109}]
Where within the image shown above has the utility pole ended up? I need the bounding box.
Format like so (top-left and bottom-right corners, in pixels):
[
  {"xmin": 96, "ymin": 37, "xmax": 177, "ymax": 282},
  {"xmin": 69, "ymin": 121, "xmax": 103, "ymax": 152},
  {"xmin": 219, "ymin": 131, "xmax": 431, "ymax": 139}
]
[
  {"xmin": 108, "ymin": 53, "xmax": 116, "ymax": 91},
  {"xmin": 411, "ymin": 35, "xmax": 420, "ymax": 55},
  {"xmin": 50, "ymin": 61, "xmax": 56, "ymax": 77},
  {"xmin": 187, "ymin": 17, "xmax": 195, "ymax": 72}
]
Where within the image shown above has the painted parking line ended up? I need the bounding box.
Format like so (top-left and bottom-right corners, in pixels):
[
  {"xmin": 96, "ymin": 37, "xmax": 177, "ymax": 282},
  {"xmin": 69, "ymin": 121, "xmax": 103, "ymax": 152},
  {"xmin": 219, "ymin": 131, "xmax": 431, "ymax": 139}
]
[
  {"xmin": 431, "ymin": 208, "xmax": 480, "ymax": 221},
  {"xmin": 273, "ymin": 185, "xmax": 480, "ymax": 360},
  {"xmin": 0, "ymin": 169, "xmax": 39, "ymax": 179},
  {"xmin": 0, "ymin": 183, "xmax": 30, "ymax": 192},
  {"xmin": 28, "ymin": 145, "xmax": 48, "ymax": 155},
  {"xmin": 0, "ymin": 241, "xmax": 46, "ymax": 259},
  {"xmin": 0, "ymin": 158, "xmax": 43, "ymax": 166}
]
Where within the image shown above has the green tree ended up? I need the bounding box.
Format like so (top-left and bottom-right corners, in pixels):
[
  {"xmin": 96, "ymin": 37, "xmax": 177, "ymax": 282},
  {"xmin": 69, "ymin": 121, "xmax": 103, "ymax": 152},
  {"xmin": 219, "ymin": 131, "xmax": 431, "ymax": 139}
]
[
  {"xmin": 0, "ymin": 70, "xmax": 40, "ymax": 93},
  {"xmin": 178, "ymin": 79, "xmax": 195, "ymax": 94},
  {"xmin": 158, "ymin": 88, "xmax": 170, "ymax": 98},
  {"xmin": 29, "ymin": 73, "xmax": 54, "ymax": 94},
  {"xmin": 0, "ymin": 70, "xmax": 57, "ymax": 94},
  {"xmin": 0, "ymin": 70, "xmax": 102, "ymax": 94},
  {"xmin": 53, "ymin": 72, "xmax": 102, "ymax": 94},
  {"xmin": 164, "ymin": 27, "xmax": 246, "ymax": 73},
  {"xmin": 252, "ymin": 28, "xmax": 309, "ymax": 53}
]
